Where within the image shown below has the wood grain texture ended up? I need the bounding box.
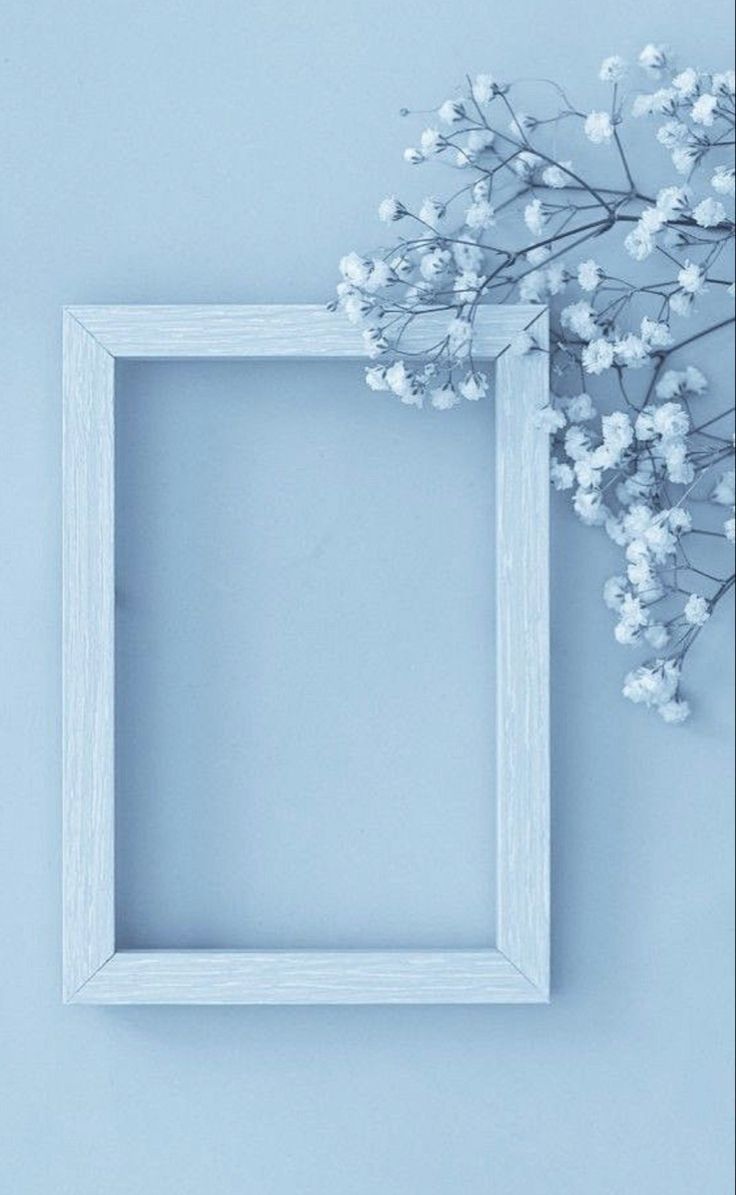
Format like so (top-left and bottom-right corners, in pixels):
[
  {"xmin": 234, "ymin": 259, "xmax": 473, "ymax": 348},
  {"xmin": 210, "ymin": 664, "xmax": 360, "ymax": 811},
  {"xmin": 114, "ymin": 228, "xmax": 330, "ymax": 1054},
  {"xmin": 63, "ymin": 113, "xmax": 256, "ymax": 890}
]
[
  {"xmin": 62, "ymin": 302, "xmax": 550, "ymax": 1004},
  {"xmin": 64, "ymin": 303, "xmax": 545, "ymax": 360},
  {"xmin": 495, "ymin": 312, "xmax": 551, "ymax": 998},
  {"xmin": 70, "ymin": 949, "xmax": 546, "ymax": 1004},
  {"xmin": 62, "ymin": 312, "xmax": 116, "ymax": 1000}
]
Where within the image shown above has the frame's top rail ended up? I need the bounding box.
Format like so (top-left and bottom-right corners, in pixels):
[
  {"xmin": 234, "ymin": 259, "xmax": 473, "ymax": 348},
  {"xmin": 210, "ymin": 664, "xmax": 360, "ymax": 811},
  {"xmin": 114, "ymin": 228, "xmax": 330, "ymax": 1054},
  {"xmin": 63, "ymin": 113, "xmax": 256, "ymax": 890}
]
[{"xmin": 64, "ymin": 304, "xmax": 546, "ymax": 361}]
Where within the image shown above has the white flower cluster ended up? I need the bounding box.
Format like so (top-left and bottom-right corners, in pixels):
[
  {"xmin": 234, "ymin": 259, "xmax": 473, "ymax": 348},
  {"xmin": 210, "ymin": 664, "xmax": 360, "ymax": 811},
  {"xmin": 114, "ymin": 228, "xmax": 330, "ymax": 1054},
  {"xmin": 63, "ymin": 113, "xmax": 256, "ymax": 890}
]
[{"xmin": 334, "ymin": 45, "xmax": 735, "ymax": 720}]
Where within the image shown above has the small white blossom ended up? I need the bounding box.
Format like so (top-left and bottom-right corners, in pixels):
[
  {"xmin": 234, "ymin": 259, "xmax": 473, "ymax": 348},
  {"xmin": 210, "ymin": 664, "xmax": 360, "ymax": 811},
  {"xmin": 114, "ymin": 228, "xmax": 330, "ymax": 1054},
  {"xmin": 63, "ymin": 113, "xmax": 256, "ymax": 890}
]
[
  {"xmin": 471, "ymin": 73, "xmax": 495, "ymax": 104},
  {"xmin": 724, "ymin": 516, "xmax": 736, "ymax": 543},
  {"xmin": 713, "ymin": 70, "xmax": 736, "ymax": 96},
  {"xmin": 614, "ymin": 334, "xmax": 650, "ymax": 369},
  {"xmin": 677, "ymin": 261, "xmax": 706, "ymax": 294},
  {"xmin": 656, "ymin": 367, "xmax": 707, "ymax": 399},
  {"xmin": 712, "ymin": 470, "xmax": 735, "ymax": 506},
  {"xmin": 584, "ymin": 111, "xmax": 614, "ymax": 143},
  {"xmin": 645, "ymin": 624, "xmax": 670, "ymax": 650},
  {"xmin": 447, "ymin": 317, "xmax": 473, "ymax": 357},
  {"xmin": 577, "ymin": 260, "xmax": 602, "ymax": 291},
  {"xmin": 712, "ymin": 165, "xmax": 736, "ymax": 196},
  {"xmin": 420, "ymin": 127, "xmax": 443, "ymax": 155},
  {"xmin": 658, "ymin": 699, "xmax": 690, "ymax": 724},
  {"xmin": 657, "ymin": 186, "xmax": 690, "ymax": 220},
  {"xmin": 600, "ymin": 56, "xmax": 627, "ymax": 82},
  {"xmin": 524, "ymin": 198, "xmax": 547, "ymax": 236},
  {"xmin": 693, "ymin": 197, "xmax": 727, "ymax": 227},
  {"xmin": 623, "ymin": 658, "xmax": 680, "ymax": 707},
  {"xmin": 684, "ymin": 593, "xmax": 710, "ymax": 625},
  {"xmin": 603, "ymin": 576, "xmax": 628, "ymax": 610},
  {"xmin": 550, "ymin": 457, "xmax": 575, "ymax": 490},
  {"xmin": 625, "ymin": 226, "xmax": 655, "ymax": 261},
  {"xmin": 602, "ymin": 411, "xmax": 634, "ymax": 461},
  {"xmin": 438, "ymin": 99, "xmax": 465, "ymax": 124},
  {"xmin": 512, "ymin": 150, "xmax": 543, "ymax": 180},
  {"xmin": 671, "ymin": 145, "xmax": 701, "ymax": 175},
  {"xmin": 564, "ymin": 425, "xmax": 591, "ymax": 461},
  {"xmin": 378, "ymin": 196, "xmax": 405, "ymax": 223},
  {"xmin": 640, "ymin": 318, "xmax": 672, "ymax": 347},
  {"xmin": 365, "ymin": 365, "xmax": 389, "ymax": 391},
  {"xmin": 419, "ymin": 197, "xmax": 445, "ymax": 228},
  {"xmin": 638, "ymin": 44, "xmax": 669, "ymax": 75},
  {"xmin": 657, "ymin": 120, "xmax": 689, "ymax": 148},
  {"xmin": 527, "ymin": 245, "xmax": 552, "ymax": 266},
  {"xmin": 564, "ymin": 393, "xmax": 596, "ymax": 422},
  {"xmin": 458, "ymin": 371, "xmax": 488, "ymax": 401},
  {"xmin": 691, "ymin": 94, "xmax": 718, "ymax": 126},
  {"xmin": 672, "ymin": 67, "xmax": 699, "ymax": 97},
  {"xmin": 653, "ymin": 402, "xmax": 690, "ymax": 438},
  {"xmin": 509, "ymin": 330, "xmax": 536, "ymax": 356},
  {"xmin": 542, "ymin": 161, "xmax": 572, "ymax": 188},
  {"xmin": 561, "ymin": 301, "xmax": 598, "ymax": 340},
  {"xmin": 582, "ymin": 338, "xmax": 615, "ymax": 375},
  {"xmin": 429, "ymin": 383, "xmax": 459, "ymax": 410},
  {"xmin": 546, "ymin": 265, "xmax": 567, "ymax": 297},
  {"xmin": 574, "ymin": 488, "xmax": 608, "ymax": 525},
  {"xmin": 465, "ymin": 199, "xmax": 496, "ymax": 230},
  {"xmin": 419, "ymin": 248, "xmax": 451, "ymax": 280},
  {"xmin": 535, "ymin": 405, "xmax": 566, "ymax": 434},
  {"xmin": 339, "ymin": 252, "xmax": 371, "ymax": 285},
  {"xmin": 663, "ymin": 438, "xmax": 695, "ymax": 485},
  {"xmin": 403, "ymin": 147, "xmax": 424, "ymax": 166}
]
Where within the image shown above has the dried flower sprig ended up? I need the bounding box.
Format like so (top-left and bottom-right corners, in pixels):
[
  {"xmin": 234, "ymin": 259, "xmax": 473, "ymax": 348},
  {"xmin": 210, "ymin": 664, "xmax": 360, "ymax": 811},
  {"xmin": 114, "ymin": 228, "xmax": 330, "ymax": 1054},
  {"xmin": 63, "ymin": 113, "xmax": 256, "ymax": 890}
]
[{"xmin": 333, "ymin": 44, "xmax": 735, "ymax": 722}]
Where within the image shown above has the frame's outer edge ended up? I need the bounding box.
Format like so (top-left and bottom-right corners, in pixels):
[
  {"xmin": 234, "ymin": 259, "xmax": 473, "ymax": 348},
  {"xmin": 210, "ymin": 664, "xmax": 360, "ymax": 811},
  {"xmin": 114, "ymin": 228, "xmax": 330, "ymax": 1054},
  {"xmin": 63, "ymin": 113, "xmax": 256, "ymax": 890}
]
[
  {"xmin": 495, "ymin": 311, "xmax": 551, "ymax": 999},
  {"xmin": 62, "ymin": 311, "xmax": 116, "ymax": 1001},
  {"xmin": 60, "ymin": 302, "xmax": 551, "ymax": 1006},
  {"xmin": 69, "ymin": 949, "xmax": 548, "ymax": 1005},
  {"xmin": 63, "ymin": 303, "xmax": 545, "ymax": 360}
]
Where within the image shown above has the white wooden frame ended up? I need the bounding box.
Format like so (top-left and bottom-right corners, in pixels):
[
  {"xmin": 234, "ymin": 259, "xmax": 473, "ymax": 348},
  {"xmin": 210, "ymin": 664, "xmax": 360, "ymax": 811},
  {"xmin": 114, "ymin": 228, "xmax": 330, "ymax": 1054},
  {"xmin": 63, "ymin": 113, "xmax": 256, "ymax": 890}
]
[{"xmin": 63, "ymin": 303, "xmax": 550, "ymax": 1005}]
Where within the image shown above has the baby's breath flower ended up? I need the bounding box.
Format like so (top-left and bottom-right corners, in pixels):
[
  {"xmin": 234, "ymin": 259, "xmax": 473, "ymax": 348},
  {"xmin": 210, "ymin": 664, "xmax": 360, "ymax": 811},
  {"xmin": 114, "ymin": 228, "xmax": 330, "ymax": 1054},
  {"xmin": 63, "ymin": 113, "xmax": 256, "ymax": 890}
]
[
  {"xmin": 458, "ymin": 372, "xmax": 488, "ymax": 401},
  {"xmin": 471, "ymin": 73, "xmax": 495, "ymax": 104},
  {"xmin": 550, "ymin": 457, "xmax": 575, "ymax": 490},
  {"xmin": 524, "ymin": 198, "xmax": 547, "ymax": 236},
  {"xmin": 465, "ymin": 199, "xmax": 496, "ymax": 230},
  {"xmin": 677, "ymin": 260, "xmax": 707, "ymax": 294},
  {"xmin": 564, "ymin": 393, "xmax": 596, "ymax": 422},
  {"xmin": 584, "ymin": 111, "xmax": 614, "ymax": 143},
  {"xmin": 672, "ymin": 67, "xmax": 699, "ymax": 97},
  {"xmin": 657, "ymin": 120, "xmax": 689, "ymax": 148},
  {"xmin": 638, "ymin": 43, "xmax": 669, "ymax": 75},
  {"xmin": 541, "ymin": 161, "xmax": 572, "ymax": 188},
  {"xmin": 535, "ymin": 405, "xmax": 566, "ymax": 434},
  {"xmin": 712, "ymin": 470, "xmax": 735, "ymax": 506},
  {"xmin": 658, "ymin": 699, "xmax": 690, "ymax": 723},
  {"xmin": 693, "ymin": 197, "xmax": 727, "ymax": 227},
  {"xmin": 429, "ymin": 382, "xmax": 459, "ymax": 410},
  {"xmin": 378, "ymin": 196, "xmax": 406, "ymax": 223},
  {"xmin": 509, "ymin": 330, "xmax": 536, "ymax": 356},
  {"xmin": 713, "ymin": 70, "xmax": 736, "ymax": 96},
  {"xmin": 577, "ymin": 260, "xmax": 602, "ymax": 291},
  {"xmin": 437, "ymin": 99, "xmax": 465, "ymax": 124},
  {"xmin": 684, "ymin": 593, "xmax": 710, "ymax": 625},
  {"xmin": 712, "ymin": 165, "xmax": 736, "ymax": 196},
  {"xmin": 691, "ymin": 94, "xmax": 718, "ymax": 126},
  {"xmin": 599, "ymin": 56, "xmax": 627, "ymax": 83},
  {"xmin": 582, "ymin": 338, "xmax": 615, "ymax": 375}
]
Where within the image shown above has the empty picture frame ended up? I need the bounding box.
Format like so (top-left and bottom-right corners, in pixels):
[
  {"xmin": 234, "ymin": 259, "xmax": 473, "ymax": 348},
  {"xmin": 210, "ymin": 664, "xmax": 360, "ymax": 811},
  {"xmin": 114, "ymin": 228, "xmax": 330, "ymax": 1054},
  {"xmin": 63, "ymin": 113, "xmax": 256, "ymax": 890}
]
[{"xmin": 62, "ymin": 303, "xmax": 550, "ymax": 1005}]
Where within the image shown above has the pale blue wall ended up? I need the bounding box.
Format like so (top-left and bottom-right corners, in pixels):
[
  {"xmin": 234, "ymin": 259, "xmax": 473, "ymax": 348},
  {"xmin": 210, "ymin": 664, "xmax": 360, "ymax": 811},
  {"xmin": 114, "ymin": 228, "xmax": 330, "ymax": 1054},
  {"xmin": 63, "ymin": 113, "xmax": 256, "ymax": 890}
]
[{"xmin": 1, "ymin": 2, "xmax": 734, "ymax": 1192}]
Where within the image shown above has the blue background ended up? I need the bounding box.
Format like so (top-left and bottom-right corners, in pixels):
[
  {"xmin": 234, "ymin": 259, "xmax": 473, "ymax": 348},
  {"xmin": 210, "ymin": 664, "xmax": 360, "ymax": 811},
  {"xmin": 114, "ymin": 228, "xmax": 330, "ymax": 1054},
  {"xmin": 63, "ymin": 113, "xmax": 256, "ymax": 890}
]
[{"xmin": 1, "ymin": 2, "xmax": 734, "ymax": 1192}]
